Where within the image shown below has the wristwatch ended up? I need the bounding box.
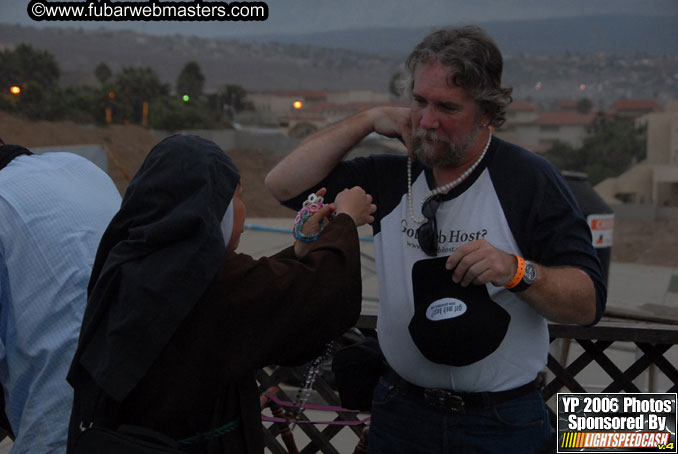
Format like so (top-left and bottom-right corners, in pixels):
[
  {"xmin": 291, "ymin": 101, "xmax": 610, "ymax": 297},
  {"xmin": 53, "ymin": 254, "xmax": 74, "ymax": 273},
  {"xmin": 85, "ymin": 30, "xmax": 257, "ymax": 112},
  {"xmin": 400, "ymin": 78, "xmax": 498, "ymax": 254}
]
[{"xmin": 509, "ymin": 260, "xmax": 536, "ymax": 293}]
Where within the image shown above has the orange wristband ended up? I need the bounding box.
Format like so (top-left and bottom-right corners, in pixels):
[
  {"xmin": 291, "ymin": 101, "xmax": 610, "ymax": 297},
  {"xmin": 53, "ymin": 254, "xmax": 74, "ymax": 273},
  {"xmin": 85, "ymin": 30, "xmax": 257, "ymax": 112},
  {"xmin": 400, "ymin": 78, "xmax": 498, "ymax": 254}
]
[{"xmin": 506, "ymin": 254, "xmax": 526, "ymax": 289}]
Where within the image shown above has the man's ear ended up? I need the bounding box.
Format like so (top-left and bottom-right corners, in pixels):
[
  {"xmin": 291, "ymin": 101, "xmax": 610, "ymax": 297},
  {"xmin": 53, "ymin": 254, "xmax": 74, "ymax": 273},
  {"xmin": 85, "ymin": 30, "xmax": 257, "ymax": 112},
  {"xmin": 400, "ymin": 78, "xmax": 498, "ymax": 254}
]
[{"xmin": 479, "ymin": 112, "xmax": 491, "ymax": 128}]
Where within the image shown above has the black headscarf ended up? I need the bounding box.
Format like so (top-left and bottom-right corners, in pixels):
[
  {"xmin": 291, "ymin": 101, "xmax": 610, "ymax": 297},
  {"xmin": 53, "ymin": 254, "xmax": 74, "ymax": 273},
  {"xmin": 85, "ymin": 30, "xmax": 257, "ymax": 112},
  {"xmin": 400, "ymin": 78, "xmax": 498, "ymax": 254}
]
[
  {"xmin": 0, "ymin": 144, "xmax": 33, "ymax": 171},
  {"xmin": 68, "ymin": 134, "xmax": 240, "ymax": 402}
]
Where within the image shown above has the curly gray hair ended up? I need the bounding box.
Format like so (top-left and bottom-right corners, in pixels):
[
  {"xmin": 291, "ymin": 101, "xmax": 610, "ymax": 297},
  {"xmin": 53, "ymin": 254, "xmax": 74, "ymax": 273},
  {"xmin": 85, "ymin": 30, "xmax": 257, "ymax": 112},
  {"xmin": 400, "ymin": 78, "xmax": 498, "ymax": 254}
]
[{"xmin": 405, "ymin": 26, "xmax": 513, "ymax": 128}]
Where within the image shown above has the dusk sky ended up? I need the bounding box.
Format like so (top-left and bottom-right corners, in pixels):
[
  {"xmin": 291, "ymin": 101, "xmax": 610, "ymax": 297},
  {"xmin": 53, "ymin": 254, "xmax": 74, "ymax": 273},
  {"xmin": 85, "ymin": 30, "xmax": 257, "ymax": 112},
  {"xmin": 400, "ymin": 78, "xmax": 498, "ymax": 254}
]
[{"xmin": 1, "ymin": 0, "xmax": 677, "ymax": 38}]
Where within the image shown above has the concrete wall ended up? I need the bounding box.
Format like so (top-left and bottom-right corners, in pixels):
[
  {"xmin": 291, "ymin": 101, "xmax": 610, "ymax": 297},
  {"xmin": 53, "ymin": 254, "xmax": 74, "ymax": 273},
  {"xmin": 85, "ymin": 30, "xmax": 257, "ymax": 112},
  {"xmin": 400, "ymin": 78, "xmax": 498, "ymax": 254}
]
[
  {"xmin": 179, "ymin": 128, "xmax": 299, "ymax": 156},
  {"xmin": 29, "ymin": 144, "xmax": 109, "ymax": 172},
  {"xmin": 506, "ymin": 109, "xmax": 538, "ymax": 123},
  {"xmin": 326, "ymin": 91, "xmax": 389, "ymax": 104},
  {"xmin": 510, "ymin": 123, "xmax": 589, "ymax": 149},
  {"xmin": 179, "ymin": 128, "xmax": 404, "ymax": 162},
  {"xmin": 607, "ymin": 202, "xmax": 678, "ymax": 221},
  {"xmin": 646, "ymin": 112, "xmax": 678, "ymax": 166},
  {"xmin": 248, "ymin": 93, "xmax": 298, "ymax": 116},
  {"xmin": 178, "ymin": 129, "xmax": 236, "ymax": 150},
  {"xmin": 595, "ymin": 163, "xmax": 654, "ymax": 205},
  {"xmin": 610, "ymin": 203, "xmax": 657, "ymax": 221},
  {"xmin": 511, "ymin": 124, "xmax": 540, "ymax": 147},
  {"xmin": 245, "ymin": 94, "xmax": 302, "ymax": 125},
  {"xmin": 235, "ymin": 130, "xmax": 299, "ymax": 155},
  {"xmin": 657, "ymin": 206, "xmax": 678, "ymax": 220}
]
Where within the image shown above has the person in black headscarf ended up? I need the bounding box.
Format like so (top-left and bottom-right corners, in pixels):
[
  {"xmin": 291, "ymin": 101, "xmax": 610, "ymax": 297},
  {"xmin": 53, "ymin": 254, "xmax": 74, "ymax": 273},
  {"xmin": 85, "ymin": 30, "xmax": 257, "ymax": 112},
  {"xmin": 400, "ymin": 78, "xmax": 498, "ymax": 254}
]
[{"xmin": 66, "ymin": 134, "xmax": 376, "ymax": 453}]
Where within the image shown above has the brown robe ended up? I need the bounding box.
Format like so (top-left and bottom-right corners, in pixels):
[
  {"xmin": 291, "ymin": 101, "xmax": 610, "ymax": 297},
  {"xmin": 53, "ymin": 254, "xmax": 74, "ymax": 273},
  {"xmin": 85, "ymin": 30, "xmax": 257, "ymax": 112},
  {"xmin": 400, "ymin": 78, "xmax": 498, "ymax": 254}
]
[{"xmin": 114, "ymin": 214, "xmax": 362, "ymax": 453}]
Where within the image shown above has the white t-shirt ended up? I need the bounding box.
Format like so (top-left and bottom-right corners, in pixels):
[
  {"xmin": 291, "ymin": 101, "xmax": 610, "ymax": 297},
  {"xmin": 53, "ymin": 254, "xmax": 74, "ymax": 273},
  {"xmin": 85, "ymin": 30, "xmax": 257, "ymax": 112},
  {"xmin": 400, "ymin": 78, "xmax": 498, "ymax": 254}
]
[{"xmin": 285, "ymin": 136, "xmax": 606, "ymax": 392}]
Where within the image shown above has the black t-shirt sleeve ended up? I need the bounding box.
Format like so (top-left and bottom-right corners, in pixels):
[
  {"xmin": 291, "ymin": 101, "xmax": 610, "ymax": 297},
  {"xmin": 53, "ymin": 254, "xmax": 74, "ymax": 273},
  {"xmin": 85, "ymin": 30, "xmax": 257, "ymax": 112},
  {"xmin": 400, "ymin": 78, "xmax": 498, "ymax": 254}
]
[
  {"xmin": 280, "ymin": 154, "xmax": 408, "ymax": 234},
  {"xmin": 281, "ymin": 156, "xmax": 377, "ymax": 211},
  {"xmin": 490, "ymin": 141, "xmax": 607, "ymax": 325},
  {"xmin": 532, "ymin": 167, "xmax": 607, "ymax": 325}
]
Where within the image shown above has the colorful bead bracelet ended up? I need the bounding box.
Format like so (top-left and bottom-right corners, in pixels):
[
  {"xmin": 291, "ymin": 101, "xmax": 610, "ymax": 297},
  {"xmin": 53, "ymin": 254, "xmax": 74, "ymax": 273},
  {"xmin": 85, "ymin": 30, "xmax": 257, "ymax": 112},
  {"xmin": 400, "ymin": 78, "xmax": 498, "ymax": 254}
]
[{"xmin": 293, "ymin": 193, "xmax": 325, "ymax": 242}]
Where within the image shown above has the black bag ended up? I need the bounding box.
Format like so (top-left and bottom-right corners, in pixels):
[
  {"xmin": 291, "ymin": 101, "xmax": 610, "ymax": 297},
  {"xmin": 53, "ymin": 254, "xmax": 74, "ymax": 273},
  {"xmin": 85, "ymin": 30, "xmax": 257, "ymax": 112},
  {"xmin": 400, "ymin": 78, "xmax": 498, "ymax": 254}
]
[
  {"xmin": 331, "ymin": 336, "xmax": 385, "ymax": 411},
  {"xmin": 72, "ymin": 424, "xmax": 184, "ymax": 454},
  {"xmin": 69, "ymin": 379, "xmax": 185, "ymax": 454}
]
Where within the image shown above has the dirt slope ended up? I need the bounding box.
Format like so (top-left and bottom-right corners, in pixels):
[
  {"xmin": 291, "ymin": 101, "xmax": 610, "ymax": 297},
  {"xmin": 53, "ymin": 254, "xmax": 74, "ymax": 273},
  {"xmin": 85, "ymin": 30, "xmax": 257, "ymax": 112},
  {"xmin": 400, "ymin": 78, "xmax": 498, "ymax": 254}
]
[
  {"xmin": 0, "ymin": 112, "xmax": 290, "ymax": 217},
  {"xmin": 1, "ymin": 112, "xmax": 675, "ymax": 266}
]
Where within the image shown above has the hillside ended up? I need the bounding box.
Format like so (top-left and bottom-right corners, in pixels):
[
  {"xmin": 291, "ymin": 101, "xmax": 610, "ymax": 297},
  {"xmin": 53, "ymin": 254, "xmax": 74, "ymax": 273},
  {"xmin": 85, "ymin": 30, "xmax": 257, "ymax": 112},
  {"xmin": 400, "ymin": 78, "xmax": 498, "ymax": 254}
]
[
  {"xmin": 0, "ymin": 111, "xmax": 291, "ymax": 217},
  {"xmin": 0, "ymin": 24, "xmax": 400, "ymax": 92},
  {"xmin": 2, "ymin": 19, "xmax": 677, "ymax": 107},
  {"xmin": 250, "ymin": 15, "xmax": 678, "ymax": 57},
  {"xmin": 1, "ymin": 112, "xmax": 676, "ymax": 266}
]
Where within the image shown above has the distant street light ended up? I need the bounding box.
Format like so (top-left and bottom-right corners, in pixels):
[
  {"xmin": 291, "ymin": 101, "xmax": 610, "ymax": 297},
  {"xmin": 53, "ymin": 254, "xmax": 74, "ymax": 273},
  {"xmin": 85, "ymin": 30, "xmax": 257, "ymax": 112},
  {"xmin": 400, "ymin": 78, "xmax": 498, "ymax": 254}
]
[
  {"xmin": 10, "ymin": 85, "xmax": 21, "ymax": 95},
  {"xmin": 293, "ymin": 100, "xmax": 303, "ymax": 109}
]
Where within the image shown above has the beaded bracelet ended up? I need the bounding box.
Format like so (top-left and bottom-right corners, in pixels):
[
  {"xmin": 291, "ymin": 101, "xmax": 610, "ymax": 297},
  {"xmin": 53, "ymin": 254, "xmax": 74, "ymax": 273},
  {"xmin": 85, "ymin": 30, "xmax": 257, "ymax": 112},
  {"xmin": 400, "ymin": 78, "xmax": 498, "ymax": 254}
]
[{"xmin": 293, "ymin": 193, "xmax": 325, "ymax": 242}]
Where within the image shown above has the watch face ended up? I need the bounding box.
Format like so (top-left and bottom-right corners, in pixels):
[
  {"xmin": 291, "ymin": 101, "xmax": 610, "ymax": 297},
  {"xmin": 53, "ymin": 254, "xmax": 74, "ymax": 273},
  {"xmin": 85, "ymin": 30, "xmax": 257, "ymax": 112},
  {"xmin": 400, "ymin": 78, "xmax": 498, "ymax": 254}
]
[{"xmin": 524, "ymin": 262, "xmax": 537, "ymax": 284}]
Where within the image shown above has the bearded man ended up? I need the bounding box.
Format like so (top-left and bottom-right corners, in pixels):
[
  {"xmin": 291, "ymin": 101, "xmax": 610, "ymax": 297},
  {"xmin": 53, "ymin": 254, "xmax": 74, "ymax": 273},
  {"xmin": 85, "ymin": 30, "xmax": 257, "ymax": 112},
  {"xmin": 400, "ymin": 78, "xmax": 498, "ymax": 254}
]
[{"xmin": 265, "ymin": 26, "xmax": 605, "ymax": 453}]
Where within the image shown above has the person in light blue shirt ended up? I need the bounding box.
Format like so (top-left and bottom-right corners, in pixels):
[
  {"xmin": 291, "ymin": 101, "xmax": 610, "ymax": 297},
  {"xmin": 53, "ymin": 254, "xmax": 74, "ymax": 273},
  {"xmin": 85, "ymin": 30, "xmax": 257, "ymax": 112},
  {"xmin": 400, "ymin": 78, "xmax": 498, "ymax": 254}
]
[{"xmin": 0, "ymin": 141, "xmax": 121, "ymax": 454}]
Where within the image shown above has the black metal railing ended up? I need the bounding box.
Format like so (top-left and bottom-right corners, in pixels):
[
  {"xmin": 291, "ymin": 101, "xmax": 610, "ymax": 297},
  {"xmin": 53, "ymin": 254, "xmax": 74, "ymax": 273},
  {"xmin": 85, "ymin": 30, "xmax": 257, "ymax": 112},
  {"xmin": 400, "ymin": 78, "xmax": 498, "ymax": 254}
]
[{"xmin": 260, "ymin": 316, "xmax": 678, "ymax": 453}]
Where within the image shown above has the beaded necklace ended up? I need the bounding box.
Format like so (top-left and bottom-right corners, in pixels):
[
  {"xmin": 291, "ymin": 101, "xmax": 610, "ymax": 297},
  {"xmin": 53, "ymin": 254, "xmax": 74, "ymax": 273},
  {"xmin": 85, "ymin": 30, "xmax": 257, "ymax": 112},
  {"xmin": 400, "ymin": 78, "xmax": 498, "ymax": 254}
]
[
  {"xmin": 407, "ymin": 134, "xmax": 492, "ymax": 224},
  {"xmin": 292, "ymin": 342, "xmax": 334, "ymax": 427}
]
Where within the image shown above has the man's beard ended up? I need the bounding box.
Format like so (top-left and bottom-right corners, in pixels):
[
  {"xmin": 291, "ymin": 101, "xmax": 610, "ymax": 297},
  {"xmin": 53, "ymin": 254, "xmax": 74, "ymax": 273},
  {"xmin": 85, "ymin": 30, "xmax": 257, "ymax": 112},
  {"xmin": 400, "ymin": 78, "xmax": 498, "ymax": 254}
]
[{"xmin": 412, "ymin": 123, "xmax": 483, "ymax": 168}]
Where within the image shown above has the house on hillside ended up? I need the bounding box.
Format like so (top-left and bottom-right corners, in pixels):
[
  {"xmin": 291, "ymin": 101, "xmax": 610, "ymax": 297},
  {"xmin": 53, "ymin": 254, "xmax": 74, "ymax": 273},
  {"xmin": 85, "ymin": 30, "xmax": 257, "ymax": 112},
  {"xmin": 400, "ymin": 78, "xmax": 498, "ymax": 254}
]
[
  {"xmin": 553, "ymin": 100, "xmax": 580, "ymax": 112},
  {"xmin": 595, "ymin": 100, "xmax": 678, "ymax": 220},
  {"xmin": 245, "ymin": 90, "xmax": 390, "ymax": 130},
  {"xmin": 608, "ymin": 99, "xmax": 662, "ymax": 120},
  {"xmin": 282, "ymin": 101, "xmax": 407, "ymax": 139},
  {"xmin": 246, "ymin": 90, "xmax": 328, "ymax": 125},
  {"xmin": 497, "ymin": 101, "xmax": 595, "ymax": 152},
  {"xmin": 497, "ymin": 98, "xmax": 663, "ymax": 154}
]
